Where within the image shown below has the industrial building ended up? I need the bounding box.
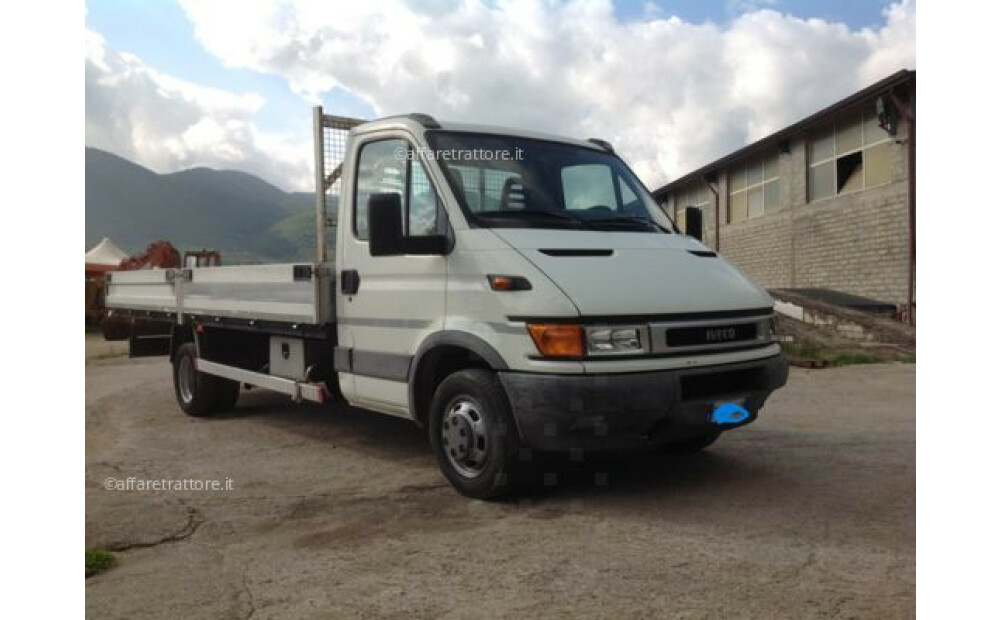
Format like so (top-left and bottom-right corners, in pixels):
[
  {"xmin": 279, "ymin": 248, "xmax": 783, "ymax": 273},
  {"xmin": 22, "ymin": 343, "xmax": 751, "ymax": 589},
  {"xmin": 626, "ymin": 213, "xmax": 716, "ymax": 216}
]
[{"xmin": 653, "ymin": 70, "xmax": 915, "ymax": 320}]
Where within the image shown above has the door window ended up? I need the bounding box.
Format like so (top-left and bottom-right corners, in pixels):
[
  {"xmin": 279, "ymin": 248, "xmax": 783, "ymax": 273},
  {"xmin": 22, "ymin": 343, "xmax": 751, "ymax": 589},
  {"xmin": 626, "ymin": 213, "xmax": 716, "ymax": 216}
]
[
  {"xmin": 354, "ymin": 138, "xmax": 442, "ymax": 239},
  {"xmin": 355, "ymin": 139, "xmax": 406, "ymax": 240}
]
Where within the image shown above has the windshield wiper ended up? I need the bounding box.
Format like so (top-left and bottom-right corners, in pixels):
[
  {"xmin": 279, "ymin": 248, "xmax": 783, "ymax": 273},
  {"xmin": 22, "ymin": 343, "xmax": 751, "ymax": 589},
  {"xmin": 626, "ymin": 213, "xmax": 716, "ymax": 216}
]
[
  {"xmin": 476, "ymin": 210, "xmax": 588, "ymax": 227},
  {"xmin": 583, "ymin": 215, "xmax": 657, "ymax": 230}
]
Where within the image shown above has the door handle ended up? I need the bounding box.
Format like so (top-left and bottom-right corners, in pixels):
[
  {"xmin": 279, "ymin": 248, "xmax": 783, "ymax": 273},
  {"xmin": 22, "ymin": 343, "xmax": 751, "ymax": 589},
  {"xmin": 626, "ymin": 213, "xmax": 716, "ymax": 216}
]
[{"xmin": 340, "ymin": 269, "xmax": 360, "ymax": 295}]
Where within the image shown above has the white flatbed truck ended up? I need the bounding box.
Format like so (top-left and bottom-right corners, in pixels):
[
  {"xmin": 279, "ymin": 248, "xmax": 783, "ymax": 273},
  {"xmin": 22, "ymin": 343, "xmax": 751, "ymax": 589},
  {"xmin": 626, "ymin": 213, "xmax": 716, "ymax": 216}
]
[{"xmin": 106, "ymin": 108, "xmax": 788, "ymax": 498}]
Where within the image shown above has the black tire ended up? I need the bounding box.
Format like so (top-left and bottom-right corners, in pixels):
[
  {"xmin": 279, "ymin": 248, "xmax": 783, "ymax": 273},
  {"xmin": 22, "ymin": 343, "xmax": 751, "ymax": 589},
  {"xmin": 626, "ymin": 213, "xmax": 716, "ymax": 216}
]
[
  {"xmin": 661, "ymin": 430, "xmax": 722, "ymax": 454},
  {"xmin": 212, "ymin": 377, "xmax": 241, "ymax": 412},
  {"xmin": 428, "ymin": 369, "xmax": 521, "ymax": 499},
  {"xmin": 172, "ymin": 343, "xmax": 221, "ymax": 417}
]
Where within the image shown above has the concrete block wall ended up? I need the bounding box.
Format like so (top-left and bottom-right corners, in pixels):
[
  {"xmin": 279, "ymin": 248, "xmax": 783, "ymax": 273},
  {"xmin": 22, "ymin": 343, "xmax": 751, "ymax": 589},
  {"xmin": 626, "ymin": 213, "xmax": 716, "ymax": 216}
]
[{"xmin": 710, "ymin": 115, "xmax": 912, "ymax": 304}]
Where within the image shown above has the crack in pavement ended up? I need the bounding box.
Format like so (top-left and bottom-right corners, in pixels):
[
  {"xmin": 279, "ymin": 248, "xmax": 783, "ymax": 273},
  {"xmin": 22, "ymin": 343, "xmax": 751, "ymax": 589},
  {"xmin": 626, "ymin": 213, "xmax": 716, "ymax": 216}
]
[
  {"xmin": 106, "ymin": 505, "xmax": 205, "ymax": 553},
  {"xmin": 241, "ymin": 571, "xmax": 256, "ymax": 620}
]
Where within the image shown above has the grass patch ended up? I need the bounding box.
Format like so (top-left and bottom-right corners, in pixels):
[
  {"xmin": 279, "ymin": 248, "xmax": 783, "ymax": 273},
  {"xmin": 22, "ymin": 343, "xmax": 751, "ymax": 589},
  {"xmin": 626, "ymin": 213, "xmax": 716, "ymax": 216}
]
[
  {"xmin": 831, "ymin": 352, "xmax": 882, "ymax": 366},
  {"xmin": 780, "ymin": 342, "xmax": 825, "ymax": 360},
  {"xmin": 781, "ymin": 341, "xmax": 912, "ymax": 367},
  {"xmin": 86, "ymin": 549, "xmax": 116, "ymax": 578}
]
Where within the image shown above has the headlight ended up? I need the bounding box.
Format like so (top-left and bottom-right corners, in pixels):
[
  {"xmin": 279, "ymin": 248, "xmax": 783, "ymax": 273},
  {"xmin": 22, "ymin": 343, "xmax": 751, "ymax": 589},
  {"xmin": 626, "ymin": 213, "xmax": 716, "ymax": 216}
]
[
  {"xmin": 585, "ymin": 325, "xmax": 647, "ymax": 356},
  {"xmin": 760, "ymin": 317, "xmax": 778, "ymax": 341},
  {"xmin": 526, "ymin": 323, "xmax": 648, "ymax": 358}
]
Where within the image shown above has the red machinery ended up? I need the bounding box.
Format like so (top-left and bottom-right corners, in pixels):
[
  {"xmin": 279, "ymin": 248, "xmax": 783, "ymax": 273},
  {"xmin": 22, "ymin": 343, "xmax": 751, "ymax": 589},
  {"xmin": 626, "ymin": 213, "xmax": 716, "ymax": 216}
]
[{"xmin": 96, "ymin": 242, "xmax": 220, "ymax": 340}]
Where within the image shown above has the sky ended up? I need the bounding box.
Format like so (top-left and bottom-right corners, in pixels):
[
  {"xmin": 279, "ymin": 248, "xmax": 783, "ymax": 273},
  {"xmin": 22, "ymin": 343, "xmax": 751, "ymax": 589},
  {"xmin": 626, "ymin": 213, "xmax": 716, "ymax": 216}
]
[{"xmin": 85, "ymin": 0, "xmax": 916, "ymax": 192}]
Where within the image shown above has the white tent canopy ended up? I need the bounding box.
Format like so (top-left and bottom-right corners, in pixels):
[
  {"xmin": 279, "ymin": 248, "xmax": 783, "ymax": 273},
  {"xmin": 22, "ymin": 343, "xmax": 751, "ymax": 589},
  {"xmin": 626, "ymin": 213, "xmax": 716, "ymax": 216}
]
[{"xmin": 85, "ymin": 237, "xmax": 128, "ymax": 266}]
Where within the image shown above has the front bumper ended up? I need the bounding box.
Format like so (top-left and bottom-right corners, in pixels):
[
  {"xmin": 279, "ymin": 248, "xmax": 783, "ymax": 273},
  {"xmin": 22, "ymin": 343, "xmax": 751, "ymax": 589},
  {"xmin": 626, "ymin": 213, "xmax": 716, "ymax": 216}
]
[{"xmin": 499, "ymin": 354, "xmax": 788, "ymax": 451}]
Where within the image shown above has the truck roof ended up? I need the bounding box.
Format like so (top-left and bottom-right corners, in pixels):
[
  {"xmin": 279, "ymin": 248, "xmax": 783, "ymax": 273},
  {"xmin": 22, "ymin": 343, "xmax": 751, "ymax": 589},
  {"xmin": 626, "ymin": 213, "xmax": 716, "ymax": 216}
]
[{"xmin": 351, "ymin": 114, "xmax": 607, "ymax": 152}]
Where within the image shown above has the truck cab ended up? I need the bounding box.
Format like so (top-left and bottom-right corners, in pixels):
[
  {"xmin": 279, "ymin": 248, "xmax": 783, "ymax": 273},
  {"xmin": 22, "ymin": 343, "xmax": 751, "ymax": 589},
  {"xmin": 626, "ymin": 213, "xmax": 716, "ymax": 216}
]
[{"xmin": 333, "ymin": 114, "xmax": 787, "ymax": 497}]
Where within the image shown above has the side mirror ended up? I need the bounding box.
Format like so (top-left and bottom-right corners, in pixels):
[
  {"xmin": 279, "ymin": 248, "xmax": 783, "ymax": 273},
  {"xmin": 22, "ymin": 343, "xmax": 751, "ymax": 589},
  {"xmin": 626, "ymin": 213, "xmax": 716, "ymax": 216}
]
[
  {"xmin": 684, "ymin": 206, "xmax": 703, "ymax": 241},
  {"xmin": 368, "ymin": 192, "xmax": 451, "ymax": 256},
  {"xmin": 368, "ymin": 193, "xmax": 404, "ymax": 256}
]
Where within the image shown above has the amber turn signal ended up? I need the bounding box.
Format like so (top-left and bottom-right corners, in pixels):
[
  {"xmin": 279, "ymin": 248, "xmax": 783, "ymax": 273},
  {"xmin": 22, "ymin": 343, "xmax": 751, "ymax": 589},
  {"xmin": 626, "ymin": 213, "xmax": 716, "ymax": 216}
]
[
  {"xmin": 487, "ymin": 275, "xmax": 532, "ymax": 291},
  {"xmin": 527, "ymin": 323, "xmax": 584, "ymax": 357}
]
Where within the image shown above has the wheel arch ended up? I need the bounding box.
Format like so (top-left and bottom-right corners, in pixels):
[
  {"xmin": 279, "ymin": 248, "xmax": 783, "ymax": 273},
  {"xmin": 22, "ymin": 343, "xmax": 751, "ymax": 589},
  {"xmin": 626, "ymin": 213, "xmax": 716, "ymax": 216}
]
[
  {"xmin": 169, "ymin": 323, "xmax": 195, "ymax": 363},
  {"xmin": 408, "ymin": 331, "xmax": 508, "ymax": 428}
]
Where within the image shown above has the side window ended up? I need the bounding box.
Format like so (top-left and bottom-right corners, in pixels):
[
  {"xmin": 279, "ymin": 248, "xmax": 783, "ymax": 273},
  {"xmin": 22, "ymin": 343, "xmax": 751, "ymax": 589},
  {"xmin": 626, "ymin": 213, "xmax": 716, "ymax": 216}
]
[
  {"xmin": 355, "ymin": 139, "xmax": 406, "ymax": 240},
  {"xmin": 408, "ymin": 159, "xmax": 440, "ymax": 236}
]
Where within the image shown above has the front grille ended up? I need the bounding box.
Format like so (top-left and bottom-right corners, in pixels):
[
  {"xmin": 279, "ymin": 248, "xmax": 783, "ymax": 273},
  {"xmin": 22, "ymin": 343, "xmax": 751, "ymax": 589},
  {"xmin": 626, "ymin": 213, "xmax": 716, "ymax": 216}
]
[{"xmin": 665, "ymin": 322, "xmax": 759, "ymax": 348}]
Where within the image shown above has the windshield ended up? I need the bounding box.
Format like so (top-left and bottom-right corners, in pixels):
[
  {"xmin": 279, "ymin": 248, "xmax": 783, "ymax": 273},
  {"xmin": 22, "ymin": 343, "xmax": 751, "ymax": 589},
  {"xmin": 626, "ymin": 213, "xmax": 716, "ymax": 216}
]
[{"xmin": 425, "ymin": 131, "xmax": 675, "ymax": 232}]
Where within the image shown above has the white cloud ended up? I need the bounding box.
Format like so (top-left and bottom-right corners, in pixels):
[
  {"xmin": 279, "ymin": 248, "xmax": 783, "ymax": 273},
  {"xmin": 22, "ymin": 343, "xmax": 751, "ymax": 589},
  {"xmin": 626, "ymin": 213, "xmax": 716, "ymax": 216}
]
[
  {"xmin": 85, "ymin": 28, "xmax": 310, "ymax": 190},
  {"xmin": 90, "ymin": 0, "xmax": 915, "ymax": 192},
  {"xmin": 176, "ymin": 0, "xmax": 915, "ymax": 189}
]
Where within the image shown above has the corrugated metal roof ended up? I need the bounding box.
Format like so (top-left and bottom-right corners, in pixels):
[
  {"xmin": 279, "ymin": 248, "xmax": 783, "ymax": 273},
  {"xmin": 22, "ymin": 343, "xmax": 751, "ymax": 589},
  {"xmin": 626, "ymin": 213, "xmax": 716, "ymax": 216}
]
[{"xmin": 652, "ymin": 69, "xmax": 915, "ymax": 198}]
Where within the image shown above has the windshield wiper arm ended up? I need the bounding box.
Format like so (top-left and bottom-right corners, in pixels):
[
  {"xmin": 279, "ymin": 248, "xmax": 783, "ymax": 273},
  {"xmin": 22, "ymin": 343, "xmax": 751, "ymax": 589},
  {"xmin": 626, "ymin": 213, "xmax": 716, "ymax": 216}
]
[
  {"xmin": 477, "ymin": 210, "xmax": 590, "ymax": 227},
  {"xmin": 478, "ymin": 210, "xmax": 578, "ymax": 220},
  {"xmin": 584, "ymin": 215, "xmax": 657, "ymax": 229}
]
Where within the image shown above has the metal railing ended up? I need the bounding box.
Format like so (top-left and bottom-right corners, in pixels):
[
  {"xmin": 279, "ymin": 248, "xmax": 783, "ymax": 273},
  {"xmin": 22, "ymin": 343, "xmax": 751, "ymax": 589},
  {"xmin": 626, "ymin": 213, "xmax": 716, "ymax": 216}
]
[{"xmin": 313, "ymin": 107, "xmax": 366, "ymax": 263}]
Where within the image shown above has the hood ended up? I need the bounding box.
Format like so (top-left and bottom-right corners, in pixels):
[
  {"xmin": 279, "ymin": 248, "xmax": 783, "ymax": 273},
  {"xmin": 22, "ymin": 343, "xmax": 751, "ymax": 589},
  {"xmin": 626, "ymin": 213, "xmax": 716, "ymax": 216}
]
[{"xmin": 489, "ymin": 229, "xmax": 773, "ymax": 316}]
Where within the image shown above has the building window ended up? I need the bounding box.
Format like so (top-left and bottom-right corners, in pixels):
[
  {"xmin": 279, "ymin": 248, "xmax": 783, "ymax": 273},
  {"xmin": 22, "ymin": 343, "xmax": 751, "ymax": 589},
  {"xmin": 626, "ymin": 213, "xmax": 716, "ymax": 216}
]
[
  {"xmin": 728, "ymin": 152, "xmax": 779, "ymax": 223},
  {"xmin": 808, "ymin": 109, "xmax": 894, "ymax": 201},
  {"xmin": 673, "ymin": 183, "xmax": 709, "ymax": 232}
]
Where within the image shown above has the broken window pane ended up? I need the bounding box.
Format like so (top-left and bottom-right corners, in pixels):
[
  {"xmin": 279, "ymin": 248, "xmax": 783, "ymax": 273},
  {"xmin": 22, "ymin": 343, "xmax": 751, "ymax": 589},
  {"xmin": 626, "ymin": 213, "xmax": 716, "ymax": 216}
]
[{"xmin": 836, "ymin": 152, "xmax": 864, "ymax": 194}]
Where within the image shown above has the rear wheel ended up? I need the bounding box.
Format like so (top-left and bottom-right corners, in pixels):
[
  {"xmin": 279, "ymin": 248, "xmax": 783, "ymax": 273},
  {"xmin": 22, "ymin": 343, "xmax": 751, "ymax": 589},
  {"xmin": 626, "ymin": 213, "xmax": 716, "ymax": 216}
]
[
  {"xmin": 172, "ymin": 343, "xmax": 228, "ymax": 417},
  {"xmin": 212, "ymin": 377, "xmax": 241, "ymax": 412},
  {"xmin": 429, "ymin": 369, "xmax": 520, "ymax": 499}
]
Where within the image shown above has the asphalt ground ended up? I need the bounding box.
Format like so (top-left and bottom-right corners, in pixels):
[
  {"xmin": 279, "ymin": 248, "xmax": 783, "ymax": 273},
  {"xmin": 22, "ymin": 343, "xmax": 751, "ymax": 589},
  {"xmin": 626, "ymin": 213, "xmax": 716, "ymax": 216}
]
[{"xmin": 86, "ymin": 349, "xmax": 914, "ymax": 619}]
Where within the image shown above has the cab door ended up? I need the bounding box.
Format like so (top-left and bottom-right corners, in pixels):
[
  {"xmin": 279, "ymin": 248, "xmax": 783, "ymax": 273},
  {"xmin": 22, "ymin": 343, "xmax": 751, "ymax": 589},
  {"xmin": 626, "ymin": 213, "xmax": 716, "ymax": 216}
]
[{"xmin": 336, "ymin": 135, "xmax": 448, "ymax": 416}]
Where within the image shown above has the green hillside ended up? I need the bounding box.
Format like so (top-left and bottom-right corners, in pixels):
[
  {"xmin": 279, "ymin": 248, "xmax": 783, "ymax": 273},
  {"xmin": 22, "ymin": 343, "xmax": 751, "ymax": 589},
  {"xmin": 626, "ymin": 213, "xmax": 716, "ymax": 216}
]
[{"xmin": 85, "ymin": 148, "xmax": 321, "ymax": 263}]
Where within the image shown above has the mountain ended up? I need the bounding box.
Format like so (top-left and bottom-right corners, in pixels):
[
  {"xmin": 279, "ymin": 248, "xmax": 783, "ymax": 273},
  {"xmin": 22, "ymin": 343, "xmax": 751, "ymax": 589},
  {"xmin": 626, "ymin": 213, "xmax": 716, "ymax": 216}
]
[{"xmin": 85, "ymin": 148, "xmax": 328, "ymax": 263}]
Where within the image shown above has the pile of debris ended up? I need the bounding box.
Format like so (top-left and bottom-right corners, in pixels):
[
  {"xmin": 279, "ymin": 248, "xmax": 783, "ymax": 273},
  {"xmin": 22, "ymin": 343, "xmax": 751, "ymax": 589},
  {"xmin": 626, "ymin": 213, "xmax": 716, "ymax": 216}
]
[{"xmin": 771, "ymin": 289, "xmax": 915, "ymax": 368}]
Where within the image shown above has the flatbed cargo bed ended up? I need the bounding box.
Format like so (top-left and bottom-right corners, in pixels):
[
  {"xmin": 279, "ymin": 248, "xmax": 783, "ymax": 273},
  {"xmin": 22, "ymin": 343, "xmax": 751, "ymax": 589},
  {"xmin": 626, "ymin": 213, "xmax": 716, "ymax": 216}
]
[{"xmin": 105, "ymin": 263, "xmax": 335, "ymax": 326}]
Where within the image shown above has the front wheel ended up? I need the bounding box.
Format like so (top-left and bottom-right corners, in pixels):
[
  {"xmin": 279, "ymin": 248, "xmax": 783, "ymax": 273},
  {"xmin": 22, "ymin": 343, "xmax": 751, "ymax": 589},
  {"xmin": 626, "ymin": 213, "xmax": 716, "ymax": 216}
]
[{"xmin": 428, "ymin": 369, "xmax": 521, "ymax": 499}]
